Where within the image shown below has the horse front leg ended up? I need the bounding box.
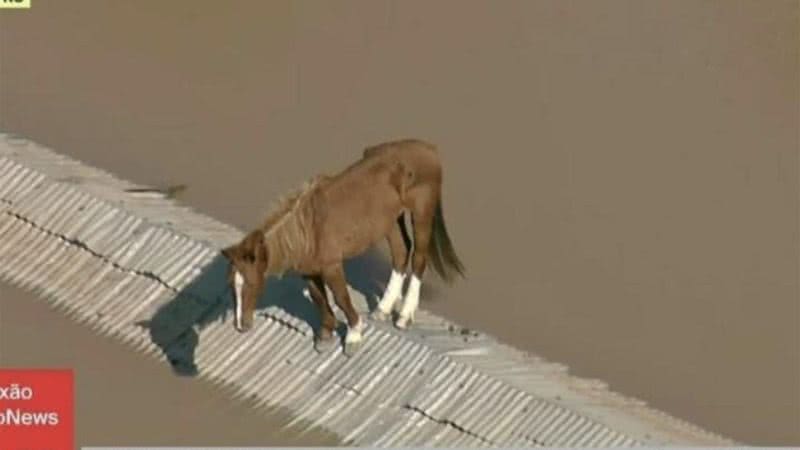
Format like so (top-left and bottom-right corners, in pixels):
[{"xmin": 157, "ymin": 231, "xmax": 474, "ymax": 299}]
[
  {"xmin": 323, "ymin": 263, "xmax": 365, "ymax": 356},
  {"xmin": 305, "ymin": 274, "xmax": 338, "ymax": 353}
]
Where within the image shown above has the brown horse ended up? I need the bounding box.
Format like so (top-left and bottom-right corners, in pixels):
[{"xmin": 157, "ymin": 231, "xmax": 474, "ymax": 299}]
[{"xmin": 221, "ymin": 139, "xmax": 465, "ymax": 355}]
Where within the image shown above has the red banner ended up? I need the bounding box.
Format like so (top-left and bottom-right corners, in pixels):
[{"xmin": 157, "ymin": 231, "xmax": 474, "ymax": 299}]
[{"xmin": 0, "ymin": 369, "xmax": 74, "ymax": 450}]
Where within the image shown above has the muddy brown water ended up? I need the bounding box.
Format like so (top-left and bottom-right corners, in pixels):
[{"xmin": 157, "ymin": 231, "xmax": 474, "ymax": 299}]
[{"xmin": 1, "ymin": 0, "xmax": 798, "ymax": 445}]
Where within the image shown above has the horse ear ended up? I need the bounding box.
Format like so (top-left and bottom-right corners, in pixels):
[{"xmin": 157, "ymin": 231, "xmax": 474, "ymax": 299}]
[
  {"xmin": 221, "ymin": 245, "xmax": 238, "ymax": 262},
  {"xmin": 255, "ymin": 235, "xmax": 268, "ymax": 265},
  {"xmin": 246, "ymin": 231, "xmax": 267, "ymax": 264}
]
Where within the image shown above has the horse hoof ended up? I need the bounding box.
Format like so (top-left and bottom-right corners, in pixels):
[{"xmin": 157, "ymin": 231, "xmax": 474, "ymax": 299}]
[
  {"xmin": 370, "ymin": 309, "xmax": 390, "ymax": 322},
  {"xmin": 395, "ymin": 316, "xmax": 413, "ymax": 330},
  {"xmin": 344, "ymin": 339, "xmax": 363, "ymax": 357},
  {"xmin": 314, "ymin": 336, "xmax": 337, "ymax": 354}
]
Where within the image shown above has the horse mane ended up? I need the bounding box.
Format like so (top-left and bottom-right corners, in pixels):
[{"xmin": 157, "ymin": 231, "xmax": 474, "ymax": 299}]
[{"xmin": 259, "ymin": 175, "xmax": 328, "ymax": 274}]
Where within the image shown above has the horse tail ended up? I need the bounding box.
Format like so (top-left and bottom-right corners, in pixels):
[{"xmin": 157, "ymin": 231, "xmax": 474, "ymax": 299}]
[{"xmin": 428, "ymin": 199, "xmax": 466, "ymax": 284}]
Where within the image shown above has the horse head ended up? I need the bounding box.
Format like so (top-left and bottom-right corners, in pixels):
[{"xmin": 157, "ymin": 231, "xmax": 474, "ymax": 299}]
[{"xmin": 221, "ymin": 230, "xmax": 269, "ymax": 333}]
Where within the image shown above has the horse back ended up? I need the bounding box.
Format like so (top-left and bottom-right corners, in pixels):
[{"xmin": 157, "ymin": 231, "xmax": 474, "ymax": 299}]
[
  {"xmin": 363, "ymin": 138, "xmax": 437, "ymax": 158},
  {"xmin": 362, "ymin": 139, "xmax": 442, "ymax": 184}
]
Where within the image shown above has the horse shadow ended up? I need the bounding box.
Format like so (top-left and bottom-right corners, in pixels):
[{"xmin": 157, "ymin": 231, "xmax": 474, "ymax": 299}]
[{"xmin": 135, "ymin": 246, "xmax": 391, "ymax": 377}]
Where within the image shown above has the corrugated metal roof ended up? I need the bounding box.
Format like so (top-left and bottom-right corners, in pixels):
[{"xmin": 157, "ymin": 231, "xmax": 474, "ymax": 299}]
[{"xmin": 0, "ymin": 132, "xmax": 736, "ymax": 447}]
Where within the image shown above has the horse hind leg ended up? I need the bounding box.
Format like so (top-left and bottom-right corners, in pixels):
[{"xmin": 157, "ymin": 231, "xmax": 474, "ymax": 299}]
[
  {"xmin": 396, "ymin": 192, "xmax": 436, "ymax": 330},
  {"xmin": 372, "ymin": 214, "xmax": 411, "ymax": 321}
]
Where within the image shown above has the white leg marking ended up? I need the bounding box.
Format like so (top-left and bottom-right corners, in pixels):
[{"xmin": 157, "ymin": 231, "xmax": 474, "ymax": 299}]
[
  {"xmin": 345, "ymin": 316, "xmax": 365, "ymax": 344},
  {"xmin": 377, "ymin": 270, "xmax": 406, "ymax": 314},
  {"xmin": 396, "ymin": 275, "xmax": 421, "ymax": 329},
  {"xmin": 234, "ymin": 271, "xmax": 244, "ymax": 331}
]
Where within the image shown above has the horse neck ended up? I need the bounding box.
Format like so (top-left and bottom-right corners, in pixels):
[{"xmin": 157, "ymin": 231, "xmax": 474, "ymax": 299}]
[{"xmin": 261, "ymin": 197, "xmax": 314, "ymax": 275}]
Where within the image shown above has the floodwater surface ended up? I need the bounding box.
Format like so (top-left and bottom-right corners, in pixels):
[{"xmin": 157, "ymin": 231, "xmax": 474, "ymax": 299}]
[{"xmin": 0, "ymin": 0, "xmax": 797, "ymax": 444}]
